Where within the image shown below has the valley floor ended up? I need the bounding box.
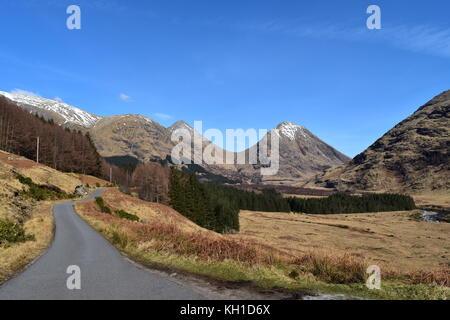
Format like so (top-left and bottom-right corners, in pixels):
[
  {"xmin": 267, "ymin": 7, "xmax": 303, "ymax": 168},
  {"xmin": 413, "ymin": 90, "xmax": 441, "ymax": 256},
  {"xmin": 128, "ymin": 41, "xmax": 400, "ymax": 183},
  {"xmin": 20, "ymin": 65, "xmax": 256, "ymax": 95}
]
[{"xmin": 235, "ymin": 210, "xmax": 450, "ymax": 273}]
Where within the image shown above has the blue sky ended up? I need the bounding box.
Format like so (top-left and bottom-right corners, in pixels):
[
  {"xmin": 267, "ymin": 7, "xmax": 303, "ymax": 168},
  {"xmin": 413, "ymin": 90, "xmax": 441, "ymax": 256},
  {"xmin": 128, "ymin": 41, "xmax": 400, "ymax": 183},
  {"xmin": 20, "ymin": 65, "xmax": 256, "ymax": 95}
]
[{"xmin": 1, "ymin": 0, "xmax": 449, "ymax": 157}]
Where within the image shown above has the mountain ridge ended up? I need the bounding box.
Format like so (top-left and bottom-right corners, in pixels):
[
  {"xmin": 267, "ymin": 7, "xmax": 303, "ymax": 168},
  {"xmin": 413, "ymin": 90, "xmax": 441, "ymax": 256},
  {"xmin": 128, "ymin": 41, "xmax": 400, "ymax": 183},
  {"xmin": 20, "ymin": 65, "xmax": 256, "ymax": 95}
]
[
  {"xmin": 1, "ymin": 90, "xmax": 350, "ymax": 183},
  {"xmin": 0, "ymin": 90, "xmax": 101, "ymax": 128}
]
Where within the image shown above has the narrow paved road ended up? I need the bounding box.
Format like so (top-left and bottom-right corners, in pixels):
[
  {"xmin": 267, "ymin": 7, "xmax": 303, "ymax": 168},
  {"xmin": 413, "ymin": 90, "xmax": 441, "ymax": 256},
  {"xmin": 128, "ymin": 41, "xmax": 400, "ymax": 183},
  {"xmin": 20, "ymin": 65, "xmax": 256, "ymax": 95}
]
[{"xmin": 0, "ymin": 189, "xmax": 206, "ymax": 300}]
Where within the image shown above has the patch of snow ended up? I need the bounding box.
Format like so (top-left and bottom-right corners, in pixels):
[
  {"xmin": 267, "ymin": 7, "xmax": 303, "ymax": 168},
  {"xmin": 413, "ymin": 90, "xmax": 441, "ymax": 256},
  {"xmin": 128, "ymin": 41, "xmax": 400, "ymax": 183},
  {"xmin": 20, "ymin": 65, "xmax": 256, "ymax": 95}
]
[
  {"xmin": 277, "ymin": 122, "xmax": 308, "ymax": 140},
  {"xmin": 0, "ymin": 90, "xmax": 102, "ymax": 128}
]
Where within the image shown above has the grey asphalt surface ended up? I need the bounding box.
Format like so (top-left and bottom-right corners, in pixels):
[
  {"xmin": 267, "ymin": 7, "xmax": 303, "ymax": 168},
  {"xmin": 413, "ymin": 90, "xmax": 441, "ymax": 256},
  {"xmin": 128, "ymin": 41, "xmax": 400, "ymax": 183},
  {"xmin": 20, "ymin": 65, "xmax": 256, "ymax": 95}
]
[{"xmin": 0, "ymin": 189, "xmax": 206, "ymax": 300}]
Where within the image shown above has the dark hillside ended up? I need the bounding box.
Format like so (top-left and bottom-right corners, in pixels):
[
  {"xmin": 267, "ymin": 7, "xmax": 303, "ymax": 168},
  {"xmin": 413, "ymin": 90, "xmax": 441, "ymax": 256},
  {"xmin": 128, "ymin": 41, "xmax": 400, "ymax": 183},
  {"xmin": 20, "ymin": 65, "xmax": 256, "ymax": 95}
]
[{"xmin": 0, "ymin": 97, "xmax": 102, "ymax": 176}]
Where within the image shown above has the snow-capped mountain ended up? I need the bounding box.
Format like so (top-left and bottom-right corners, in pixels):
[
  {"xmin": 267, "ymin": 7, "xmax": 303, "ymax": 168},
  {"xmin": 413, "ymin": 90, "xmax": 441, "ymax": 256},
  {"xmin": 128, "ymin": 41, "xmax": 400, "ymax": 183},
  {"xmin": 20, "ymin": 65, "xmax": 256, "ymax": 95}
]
[
  {"xmin": 227, "ymin": 121, "xmax": 351, "ymax": 182},
  {"xmin": 0, "ymin": 91, "xmax": 102, "ymax": 128},
  {"xmin": 1, "ymin": 89, "xmax": 350, "ymax": 183}
]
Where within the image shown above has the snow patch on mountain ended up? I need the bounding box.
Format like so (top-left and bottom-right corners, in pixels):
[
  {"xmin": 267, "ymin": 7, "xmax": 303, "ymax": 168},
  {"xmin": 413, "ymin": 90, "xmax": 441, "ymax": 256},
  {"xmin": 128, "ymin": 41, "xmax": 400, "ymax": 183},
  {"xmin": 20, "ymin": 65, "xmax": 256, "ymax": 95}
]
[
  {"xmin": 276, "ymin": 122, "xmax": 309, "ymax": 140},
  {"xmin": 0, "ymin": 90, "xmax": 102, "ymax": 128}
]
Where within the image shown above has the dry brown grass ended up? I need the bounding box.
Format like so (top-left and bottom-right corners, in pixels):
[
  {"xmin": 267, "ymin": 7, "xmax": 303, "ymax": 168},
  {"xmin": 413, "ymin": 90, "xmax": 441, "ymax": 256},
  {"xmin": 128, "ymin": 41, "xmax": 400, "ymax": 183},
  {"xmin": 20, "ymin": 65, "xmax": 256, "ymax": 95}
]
[
  {"xmin": 235, "ymin": 210, "xmax": 450, "ymax": 274},
  {"xmin": 0, "ymin": 202, "xmax": 54, "ymax": 284},
  {"xmin": 407, "ymin": 268, "xmax": 450, "ymax": 287},
  {"xmin": 412, "ymin": 192, "xmax": 450, "ymax": 211},
  {"xmin": 71, "ymin": 173, "xmax": 110, "ymax": 187},
  {"xmin": 292, "ymin": 253, "xmax": 370, "ymax": 284},
  {"xmin": 0, "ymin": 150, "xmax": 82, "ymax": 194},
  {"xmin": 100, "ymin": 188, "xmax": 206, "ymax": 232},
  {"xmin": 0, "ymin": 162, "xmax": 26, "ymax": 222}
]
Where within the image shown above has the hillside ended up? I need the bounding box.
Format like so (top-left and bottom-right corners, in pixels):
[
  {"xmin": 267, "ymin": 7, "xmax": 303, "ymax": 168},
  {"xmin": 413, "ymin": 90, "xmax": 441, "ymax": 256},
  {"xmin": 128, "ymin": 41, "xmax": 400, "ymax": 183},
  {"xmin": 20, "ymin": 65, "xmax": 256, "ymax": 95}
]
[
  {"xmin": 0, "ymin": 150, "xmax": 108, "ymax": 200},
  {"xmin": 309, "ymin": 90, "xmax": 450, "ymax": 193},
  {"xmin": 0, "ymin": 91, "xmax": 101, "ymax": 129},
  {"xmin": 0, "ymin": 96, "xmax": 102, "ymax": 176},
  {"xmin": 89, "ymin": 114, "xmax": 173, "ymax": 161},
  {"xmin": 0, "ymin": 149, "xmax": 109, "ymax": 227}
]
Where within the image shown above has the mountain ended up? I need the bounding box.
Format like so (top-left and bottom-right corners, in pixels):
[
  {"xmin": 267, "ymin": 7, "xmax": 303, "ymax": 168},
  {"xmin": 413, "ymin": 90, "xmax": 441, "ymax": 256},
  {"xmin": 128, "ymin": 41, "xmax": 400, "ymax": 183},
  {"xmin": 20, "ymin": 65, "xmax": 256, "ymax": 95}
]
[
  {"xmin": 308, "ymin": 90, "xmax": 450, "ymax": 192},
  {"xmin": 90, "ymin": 114, "xmax": 173, "ymax": 161},
  {"xmin": 1, "ymin": 90, "xmax": 350, "ymax": 184},
  {"xmin": 0, "ymin": 91, "xmax": 101, "ymax": 128},
  {"xmin": 269, "ymin": 122, "xmax": 350, "ymax": 178},
  {"xmin": 200, "ymin": 121, "xmax": 350, "ymax": 184}
]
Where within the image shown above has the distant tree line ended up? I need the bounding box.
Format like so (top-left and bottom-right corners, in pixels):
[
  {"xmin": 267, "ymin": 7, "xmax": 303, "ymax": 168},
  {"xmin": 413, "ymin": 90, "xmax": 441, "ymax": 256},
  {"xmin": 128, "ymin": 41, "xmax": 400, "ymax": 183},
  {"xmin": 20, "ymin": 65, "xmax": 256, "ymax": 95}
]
[
  {"xmin": 0, "ymin": 97, "xmax": 102, "ymax": 176},
  {"xmin": 287, "ymin": 193, "xmax": 416, "ymax": 214},
  {"xmin": 207, "ymin": 184, "xmax": 290, "ymax": 213}
]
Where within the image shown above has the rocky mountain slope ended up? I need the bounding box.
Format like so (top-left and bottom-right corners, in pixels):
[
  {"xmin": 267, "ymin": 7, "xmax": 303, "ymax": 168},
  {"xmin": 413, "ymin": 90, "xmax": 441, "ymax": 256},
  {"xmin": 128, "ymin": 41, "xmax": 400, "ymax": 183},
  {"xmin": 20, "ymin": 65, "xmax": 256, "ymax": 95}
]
[
  {"xmin": 309, "ymin": 90, "xmax": 450, "ymax": 192},
  {"xmin": 90, "ymin": 114, "xmax": 173, "ymax": 161},
  {"xmin": 1, "ymin": 90, "xmax": 350, "ymax": 183}
]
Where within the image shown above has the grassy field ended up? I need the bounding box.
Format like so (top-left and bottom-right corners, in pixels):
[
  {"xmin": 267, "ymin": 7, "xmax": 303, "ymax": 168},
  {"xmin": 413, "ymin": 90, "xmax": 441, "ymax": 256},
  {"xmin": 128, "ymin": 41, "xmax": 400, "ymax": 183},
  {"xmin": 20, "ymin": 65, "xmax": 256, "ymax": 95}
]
[
  {"xmin": 235, "ymin": 210, "xmax": 450, "ymax": 273},
  {"xmin": 75, "ymin": 188, "xmax": 449, "ymax": 300},
  {"xmin": 412, "ymin": 192, "xmax": 450, "ymax": 211}
]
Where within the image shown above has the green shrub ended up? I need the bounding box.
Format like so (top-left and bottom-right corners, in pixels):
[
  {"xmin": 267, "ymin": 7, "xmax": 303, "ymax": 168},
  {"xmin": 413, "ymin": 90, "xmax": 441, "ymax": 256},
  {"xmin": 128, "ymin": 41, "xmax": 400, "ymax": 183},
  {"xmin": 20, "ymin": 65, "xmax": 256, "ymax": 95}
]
[
  {"xmin": 16, "ymin": 174, "xmax": 75, "ymax": 201},
  {"xmin": 95, "ymin": 197, "xmax": 111, "ymax": 214},
  {"xmin": 115, "ymin": 210, "xmax": 140, "ymax": 222},
  {"xmin": 95, "ymin": 183, "xmax": 101, "ymax": 188},
  {"xmin": 0, "ymin": 220, "xmax": 35, "ymax": 245},
  {"xmin": 16, "ymin": 174, "xmax": 33, "ymax": 185}
]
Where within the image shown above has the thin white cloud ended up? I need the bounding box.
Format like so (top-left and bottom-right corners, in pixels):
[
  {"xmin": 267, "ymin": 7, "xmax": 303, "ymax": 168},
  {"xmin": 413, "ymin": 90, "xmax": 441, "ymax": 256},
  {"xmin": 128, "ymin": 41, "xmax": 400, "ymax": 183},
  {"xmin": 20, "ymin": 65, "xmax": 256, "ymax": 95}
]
[
  {"xmin": 11, "ymin": 88, "xmax": 40, "ymax": 97},
  {"xmin": 119, "ymin": 93, "xmax": 130, "ymax": 102},
  {"xmin": 382, "ymin": 25, "xmax": 450, "ymax": 58},
  {"xmin": 239, "ymin": 20, "xmax": 450, "ymax": 59},
  {"xmin": 54, "ymin": 97, "xmax": 63, "ymax": 102},
  {"xmin": 155, "ymin": 113, "xmax": 172, "ymax": 120}
]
